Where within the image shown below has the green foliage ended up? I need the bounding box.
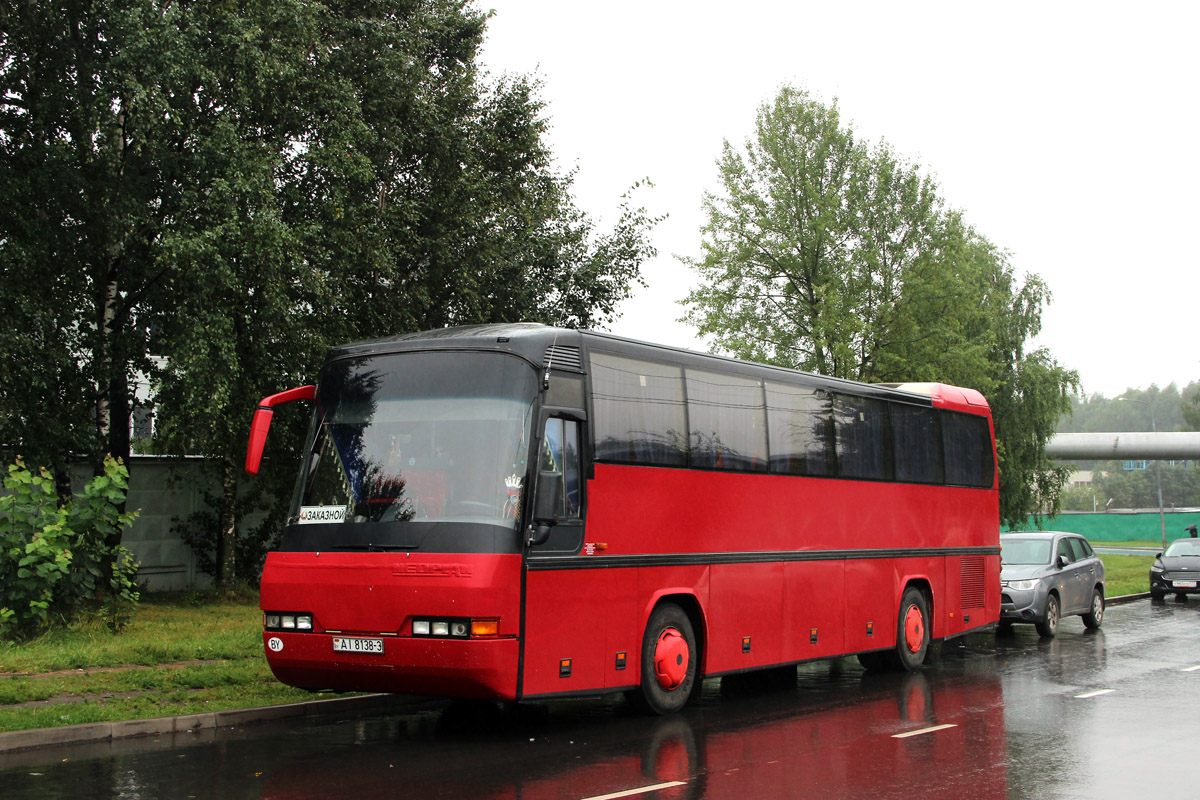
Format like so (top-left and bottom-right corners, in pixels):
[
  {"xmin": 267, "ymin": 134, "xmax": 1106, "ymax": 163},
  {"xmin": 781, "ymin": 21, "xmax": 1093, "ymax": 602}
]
[
  {"xmin": 682, "ymin": 85, "xmax": 1078, "ymax": 526},
  {"xmin": 1087, "ymin": 462, "xmax": 1200, "ymax": 509},
  {"xmin": 1061, "ymin": 384, "xmax": 1188, "ymax": 435},
  {"xmin": 173, "ymin": 499, "xmax": 278, "ymax": 589},
  {"xmin": 0, "ymin": 1, "xmax": 657, "ymax": 590},
  {"xmin": 0, "ymin": 457, "xmax": 140, "ymax": 640}
]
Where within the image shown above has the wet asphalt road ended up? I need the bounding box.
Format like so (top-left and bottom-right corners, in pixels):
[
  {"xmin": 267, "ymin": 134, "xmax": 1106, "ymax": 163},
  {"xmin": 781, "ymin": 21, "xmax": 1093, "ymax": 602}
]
[{"xmin": 3, "ymin": 597, "xmax": 1199, "ymax": 800}]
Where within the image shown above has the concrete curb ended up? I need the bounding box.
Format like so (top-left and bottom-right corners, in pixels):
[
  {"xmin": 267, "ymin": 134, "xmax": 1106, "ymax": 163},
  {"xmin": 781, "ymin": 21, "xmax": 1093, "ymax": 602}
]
[
  {"xmin": 0, "ymin": 692, "xmax": 423, "ymax": 755},
  {"xmin": 1108, "ymin": 592, "xmax": 1149, "ymax": 605}
]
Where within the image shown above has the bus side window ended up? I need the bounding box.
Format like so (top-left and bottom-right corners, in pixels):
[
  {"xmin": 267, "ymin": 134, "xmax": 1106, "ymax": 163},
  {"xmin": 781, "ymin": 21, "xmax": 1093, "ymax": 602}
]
[
  {"xmin": 943, "ymin": 411, "xmax": 994, "ymax": 488},
  {"xmin": 765, "ymin": 382, "xmax": 833, "ymax": 476},
  {"xmin": 891, "ymin": 403, "xmax": 942, "ymax": 484}
]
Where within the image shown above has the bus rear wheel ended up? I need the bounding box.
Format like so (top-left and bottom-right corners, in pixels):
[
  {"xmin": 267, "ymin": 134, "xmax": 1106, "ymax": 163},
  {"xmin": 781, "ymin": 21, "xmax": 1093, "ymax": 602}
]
[
  {"xmin": 638, "ymin": 603, "xmax": 697, "ymax": 715},
  {"xmin": 893, "ymin": 587, "xmax": 930, "ymax": 671}
]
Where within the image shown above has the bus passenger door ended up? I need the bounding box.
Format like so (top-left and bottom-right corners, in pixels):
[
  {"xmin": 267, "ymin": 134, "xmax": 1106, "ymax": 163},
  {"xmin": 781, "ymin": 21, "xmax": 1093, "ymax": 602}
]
[{"xmin": 523, "ymin": 416, "xmax": 606, "ymax": 698}]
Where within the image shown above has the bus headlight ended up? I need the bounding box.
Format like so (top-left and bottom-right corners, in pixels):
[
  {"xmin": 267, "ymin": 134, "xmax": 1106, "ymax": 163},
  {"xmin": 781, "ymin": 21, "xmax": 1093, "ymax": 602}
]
[
  {"xmin": 410, "ymin": 617, "xmax": 497, "ymax": 638},
  {"xmin": 264, "ymin": 612, "xmax": 314, "ymax": 632}
]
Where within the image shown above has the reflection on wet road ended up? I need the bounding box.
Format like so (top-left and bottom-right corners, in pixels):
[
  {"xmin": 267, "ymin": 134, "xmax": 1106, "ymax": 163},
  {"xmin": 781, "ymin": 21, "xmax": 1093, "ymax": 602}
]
[{"xmin": 3, "ymin": 598, "xmax": 1199, "ymax": 799}]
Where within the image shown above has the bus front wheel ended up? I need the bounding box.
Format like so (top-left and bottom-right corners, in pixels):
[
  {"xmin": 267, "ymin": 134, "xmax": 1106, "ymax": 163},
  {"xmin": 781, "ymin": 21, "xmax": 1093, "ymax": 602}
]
[
  {"xmin": 894, "ymin": 587, "xmax": 930, "ymax": 671},
  {"xmin": 638, "ymin": 603, "xmax": 697, "ymax": 715}
]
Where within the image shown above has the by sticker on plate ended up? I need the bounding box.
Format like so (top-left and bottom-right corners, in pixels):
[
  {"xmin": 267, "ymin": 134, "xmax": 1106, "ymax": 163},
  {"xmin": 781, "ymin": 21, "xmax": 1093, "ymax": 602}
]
[{"xmin": 298, "ymin": 505, "xmax": 348, "ymax": 524}]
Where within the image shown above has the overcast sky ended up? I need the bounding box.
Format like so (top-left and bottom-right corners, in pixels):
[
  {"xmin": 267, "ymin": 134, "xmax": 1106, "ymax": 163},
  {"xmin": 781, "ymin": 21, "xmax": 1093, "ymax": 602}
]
[{"xmin": 479, "ymin": 1, "xmax": 1198, "ymax": 398}]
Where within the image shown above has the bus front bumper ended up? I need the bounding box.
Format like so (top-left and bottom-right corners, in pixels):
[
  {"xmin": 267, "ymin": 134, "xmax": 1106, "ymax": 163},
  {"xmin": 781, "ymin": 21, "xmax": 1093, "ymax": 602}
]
[{"xmin": 262, "ymin": 631, "xmax": 521, "ymax": 700}]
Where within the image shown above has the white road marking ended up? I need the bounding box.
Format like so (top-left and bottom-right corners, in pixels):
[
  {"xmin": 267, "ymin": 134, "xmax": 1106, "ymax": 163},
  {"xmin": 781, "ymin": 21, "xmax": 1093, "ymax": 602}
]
[
  {"xmin": 1183, "ymin": 665, "xmax": 1200, "ymax": 672},
  {"xmin": 1075, "ymin": 689, "xmax": 1116, "ymax": 698},
  {"xmin": 891, "ymin": 723, "xmax": 957, "ymax": 739},
  {"xmin": 580, "ymin": 781, "xmax": 687, "ymax": 800}
]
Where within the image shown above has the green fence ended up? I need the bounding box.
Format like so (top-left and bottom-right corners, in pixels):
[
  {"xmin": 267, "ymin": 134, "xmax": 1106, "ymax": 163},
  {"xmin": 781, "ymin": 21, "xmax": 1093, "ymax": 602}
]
[{"xmin": 1005, "ymin": 510, "xmax": 1200, "ymax": 543}]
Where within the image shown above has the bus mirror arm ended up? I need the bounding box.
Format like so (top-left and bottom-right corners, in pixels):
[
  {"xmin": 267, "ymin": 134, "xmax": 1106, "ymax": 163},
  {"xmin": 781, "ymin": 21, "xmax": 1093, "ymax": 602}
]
[
  {"xmin": 527, "ymin": 524, "xmax": 552, "ymax": 547},
  {"xmin": 245, "ymin": 385, "xmax": 317, "ymax": 475}
]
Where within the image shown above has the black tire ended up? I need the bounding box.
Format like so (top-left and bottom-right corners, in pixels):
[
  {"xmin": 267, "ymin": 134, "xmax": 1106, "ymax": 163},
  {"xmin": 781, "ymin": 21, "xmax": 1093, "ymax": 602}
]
[
  {"xmin": 893, "ymin": 587, "xmax": 930, "ymax": 671},
  {"xmin": 1036, "ymin": 594, "xmax": 1060, "ymax": 638},
  {"xmin": 1082, "ymin": 588, "xmax": 1104, "ymax": 629},
  {"xmin": 1150, "ymin": 587, "xmax": 1165, "ymax": 601},
  {"xmin": 995, "ymin": 621, "xmax": 1014, "ymax": 636},
  {"xmin": 638, "ymin": 603, "xmax": 698, "ymax": 715}
]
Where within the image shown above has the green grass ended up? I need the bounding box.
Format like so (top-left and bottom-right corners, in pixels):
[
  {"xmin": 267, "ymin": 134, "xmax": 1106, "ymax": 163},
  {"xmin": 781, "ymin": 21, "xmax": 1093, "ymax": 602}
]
[
  {"xmin": 0, "ymin": 592, "xmax": 355, "ymax": 733},
  {"xmin": 0, "ymin": 592, "xmax": 266, "ymax": 674},
  {"xmin": 1099, "ymin": 553, "xmax": 1155, "ymax": 597}
]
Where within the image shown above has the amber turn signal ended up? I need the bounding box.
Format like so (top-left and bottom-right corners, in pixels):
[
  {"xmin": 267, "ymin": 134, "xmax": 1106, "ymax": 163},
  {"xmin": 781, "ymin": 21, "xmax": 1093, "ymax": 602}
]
[{"xmin": 471, "ymin": 619, "xmax": 500, "ymax": 637}]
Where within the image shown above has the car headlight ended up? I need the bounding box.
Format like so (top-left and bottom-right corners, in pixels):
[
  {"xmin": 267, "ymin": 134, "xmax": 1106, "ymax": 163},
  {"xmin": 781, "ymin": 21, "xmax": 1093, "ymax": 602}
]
[
  {"xmin": 1150, "ymin": 564, "xmax": 1164, "ymax": 573},
  {"xmin": 1003, "ymin": 579, "xmax": 1038, "ymax": 591}
]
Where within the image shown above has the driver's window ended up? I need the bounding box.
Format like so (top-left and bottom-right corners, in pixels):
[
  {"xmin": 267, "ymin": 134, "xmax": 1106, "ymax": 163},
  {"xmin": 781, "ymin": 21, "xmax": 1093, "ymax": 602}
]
[
  {"xmin": 542, "ymin": 418, "xmax": 581, "ymax": 520},
  {"xmin": 1056, "ymin": 539, "xmax": 1074, "ymax": 564}
]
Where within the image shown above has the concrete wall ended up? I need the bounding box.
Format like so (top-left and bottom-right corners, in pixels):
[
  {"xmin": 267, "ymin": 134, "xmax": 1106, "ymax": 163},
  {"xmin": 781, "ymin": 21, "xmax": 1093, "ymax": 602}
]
[{"xmin": 65, "ymin": 457, "xmax": 269, "ymax": 592}]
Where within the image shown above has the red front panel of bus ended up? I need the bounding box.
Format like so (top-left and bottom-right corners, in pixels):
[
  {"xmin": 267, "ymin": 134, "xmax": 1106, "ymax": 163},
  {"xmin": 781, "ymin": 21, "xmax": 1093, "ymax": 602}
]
[{"xmin": 259, "ymin": 551, "xmax": 523, "ymax": 699}]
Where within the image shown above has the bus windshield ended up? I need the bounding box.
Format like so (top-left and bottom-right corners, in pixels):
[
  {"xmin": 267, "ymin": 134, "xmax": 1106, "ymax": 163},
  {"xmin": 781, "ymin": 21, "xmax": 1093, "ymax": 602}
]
[{"xmin": 290, "ymin": 351, "xmax": 537, "ymax": 532}]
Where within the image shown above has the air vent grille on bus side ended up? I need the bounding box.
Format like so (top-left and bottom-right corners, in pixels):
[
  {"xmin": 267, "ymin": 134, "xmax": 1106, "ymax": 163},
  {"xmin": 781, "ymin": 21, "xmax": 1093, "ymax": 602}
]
[
  {"xmin": 544, "ymin": 345, "xmax": 583, "ymax": 372},
  {"xmin": 960, "ymin": 556, "xmax": 986, "ymax": 610}
]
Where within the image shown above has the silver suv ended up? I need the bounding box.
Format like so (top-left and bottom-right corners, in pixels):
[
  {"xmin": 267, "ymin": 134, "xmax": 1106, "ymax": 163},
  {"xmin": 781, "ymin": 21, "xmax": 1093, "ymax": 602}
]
[{"xmin": 999, "ymin": 531, "xmax": 1106, "ymax": 637}]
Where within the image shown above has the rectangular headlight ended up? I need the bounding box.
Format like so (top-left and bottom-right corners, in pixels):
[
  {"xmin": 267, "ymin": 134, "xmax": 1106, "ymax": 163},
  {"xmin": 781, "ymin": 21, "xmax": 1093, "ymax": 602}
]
[
  {"xmin": 265, "ymin": 614, "xmax": 281, "ymax": 629},
  {"xmin": 281, "ymin": 615, "xmax": 296, "ymax": 629},
  {"xmin": 412, "ymin": 620, "xmax": 430, "ymax": 636},
  {"xmin": 432, "ymin": 621, "xmax": 450, "ymax": 637},
  {"xmin": 296, "ymin": 614, "xmax": 313, "ymax": 630}
]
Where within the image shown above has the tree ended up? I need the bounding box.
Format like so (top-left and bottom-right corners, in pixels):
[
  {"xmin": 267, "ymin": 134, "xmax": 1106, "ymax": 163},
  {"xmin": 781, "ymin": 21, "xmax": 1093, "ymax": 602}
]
[
  {"xmin": 0, "ymin": 0, "xmax": 190, "ymax": 493},
  {"xmin": 682, "ymin": 86, "xmax": 1078, "ymax": 526}
]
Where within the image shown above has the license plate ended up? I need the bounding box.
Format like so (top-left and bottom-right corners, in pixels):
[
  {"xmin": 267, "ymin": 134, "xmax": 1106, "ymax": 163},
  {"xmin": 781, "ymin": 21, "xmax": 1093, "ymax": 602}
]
[
  {"xmin": 332, "ymin": 637, "xmax": 385, "ymax": 654},
  {"xmin": 1174, "ymin": 580, "xmax": 1197, "ymax": 589}
]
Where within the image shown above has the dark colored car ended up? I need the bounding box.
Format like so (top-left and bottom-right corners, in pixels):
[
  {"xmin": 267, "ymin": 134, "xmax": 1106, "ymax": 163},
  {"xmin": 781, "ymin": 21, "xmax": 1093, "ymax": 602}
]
[
  {"xmin": 999, "ymin": 531, "xmax": 1106, "ymax": 637},
  {"xmin": 1149, "ymin": 538, "xmax": 1200, "ymax": 599}
]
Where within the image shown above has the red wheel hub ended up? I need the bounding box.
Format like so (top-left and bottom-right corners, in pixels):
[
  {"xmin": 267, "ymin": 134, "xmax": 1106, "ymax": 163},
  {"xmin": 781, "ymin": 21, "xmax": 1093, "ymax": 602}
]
[
  {"xmin": 904, "ymin": 605, "xmax": 925, "ymax": 653},
  {"xmin": 654, "ymin": 627, "xmax": 689, "ymax": 690}
]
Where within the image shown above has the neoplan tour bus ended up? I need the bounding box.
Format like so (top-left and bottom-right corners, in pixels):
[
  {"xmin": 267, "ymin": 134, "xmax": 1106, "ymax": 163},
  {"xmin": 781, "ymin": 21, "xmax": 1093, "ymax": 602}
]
[{"xmin": 245, "ymin": 323, "xmax": 1000, "ymax": 714}]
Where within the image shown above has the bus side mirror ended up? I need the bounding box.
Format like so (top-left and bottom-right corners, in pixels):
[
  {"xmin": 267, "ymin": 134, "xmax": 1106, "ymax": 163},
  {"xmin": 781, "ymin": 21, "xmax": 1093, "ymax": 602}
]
[
  {"xmin": 245, "ymin": 385, "xmax": 317, "ymax": 475},
  {"xmin": 534, "ymin": 471, "xmax": 563, "ymax": 524},
  {"xmin": 527, "ymin": 471, "xmax": 563, "ymax": 547}
]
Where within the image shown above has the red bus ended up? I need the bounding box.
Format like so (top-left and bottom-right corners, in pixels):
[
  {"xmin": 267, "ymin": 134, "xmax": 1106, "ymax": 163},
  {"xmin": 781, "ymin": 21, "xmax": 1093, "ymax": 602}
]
[{"xmin": 246, "ymin": 323, "xmax": 999, "ymax": 713}]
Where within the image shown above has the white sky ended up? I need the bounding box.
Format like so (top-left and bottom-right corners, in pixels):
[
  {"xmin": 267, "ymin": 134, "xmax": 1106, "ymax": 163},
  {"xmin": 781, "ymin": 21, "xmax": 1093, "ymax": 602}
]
[{"xmin": 479, "ymin": 1, "xmax": 1199, "ymax": 398}]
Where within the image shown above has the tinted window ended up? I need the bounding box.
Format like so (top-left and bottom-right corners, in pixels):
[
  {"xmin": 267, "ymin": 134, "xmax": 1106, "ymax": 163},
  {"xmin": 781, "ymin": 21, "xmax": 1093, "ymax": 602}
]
[
  {"xmin": 834, "ymin": 394, "xmax": 892, "ymax": 480},
  {"xmin": 686, "ymin": 369, "xmax": 768, "ymax": 471},
  {"xmin": 766, "ymin": 382, "xmax": 833, "ymax": 476},
  {"xmin": 1065, "ymin": 537, "xmax": 1090, "ymax": 561},
  {"xmin": 591, "ymin": 353, "xmax": 687, "ymax": 466},
  {"xmin": 891, "ymin": 404, "xmax": 942, "ymax": 484},
  {"xmin": 1056, "ymin": 538, "xmax": 1074, "ymax": 564},
  {"xmin": 943, "ymin": 411, "xmax": 994, "ymax": 488}
]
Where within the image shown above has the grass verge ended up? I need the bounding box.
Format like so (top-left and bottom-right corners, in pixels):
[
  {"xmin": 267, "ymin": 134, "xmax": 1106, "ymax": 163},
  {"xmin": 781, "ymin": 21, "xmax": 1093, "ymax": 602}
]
[
  {"xmin": 1098, "ymin": 553, "xmax": 1154, "ymax": 597},
  {"xmin": 0, "ymin": 592, "xmax": 351, "ymax": 733}
]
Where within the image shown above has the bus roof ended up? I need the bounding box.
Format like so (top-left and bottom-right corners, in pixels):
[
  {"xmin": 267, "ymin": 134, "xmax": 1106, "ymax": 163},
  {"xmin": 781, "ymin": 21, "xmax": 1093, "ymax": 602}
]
[{"xmin": 325, "ymin": 323, "xmax": 990, "ymax": 413}]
